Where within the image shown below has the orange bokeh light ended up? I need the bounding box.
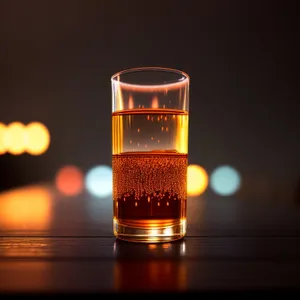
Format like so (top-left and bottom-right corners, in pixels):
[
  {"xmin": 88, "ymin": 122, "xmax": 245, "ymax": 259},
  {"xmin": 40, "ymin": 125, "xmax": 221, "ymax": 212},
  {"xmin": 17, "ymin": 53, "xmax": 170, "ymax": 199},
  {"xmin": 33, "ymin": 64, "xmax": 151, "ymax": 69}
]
[
  {"xmin": 0, "ymin": 186, "xmax": 52, "ymax": 230},
  {"xmin": 3, "ymin": 122, "xmax": 26, "ymax": 155},
  {"xmin": 25, "ymin": 122, "xmax": 50, "ymax": 155},
  {"xmin": 55, "ymin": 165, "xmax": 84, "ymax": 196},
  {"xmin": 0, "ymin": 123, "xmax": 7, "ymax": 155}
]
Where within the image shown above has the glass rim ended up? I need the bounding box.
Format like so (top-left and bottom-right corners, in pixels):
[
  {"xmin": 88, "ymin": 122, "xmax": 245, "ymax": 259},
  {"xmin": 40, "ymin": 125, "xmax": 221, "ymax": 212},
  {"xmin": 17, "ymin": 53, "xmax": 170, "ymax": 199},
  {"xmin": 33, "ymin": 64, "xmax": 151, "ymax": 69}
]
[{"xmin": 111, "ymin": 67, "xmax": 189, "ymax": 91}]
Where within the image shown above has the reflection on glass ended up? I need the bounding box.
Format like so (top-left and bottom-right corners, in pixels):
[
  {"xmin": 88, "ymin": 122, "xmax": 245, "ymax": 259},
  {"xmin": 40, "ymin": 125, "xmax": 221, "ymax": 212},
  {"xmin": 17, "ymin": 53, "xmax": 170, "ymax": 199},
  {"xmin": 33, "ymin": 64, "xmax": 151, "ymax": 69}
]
[
  {"xmin": 113, "ymin": 239, "xmax": 186, "ymax": 291},
  {"xmin": 0, "ymin": 186, "xmax": 52, "ymax": 231}
]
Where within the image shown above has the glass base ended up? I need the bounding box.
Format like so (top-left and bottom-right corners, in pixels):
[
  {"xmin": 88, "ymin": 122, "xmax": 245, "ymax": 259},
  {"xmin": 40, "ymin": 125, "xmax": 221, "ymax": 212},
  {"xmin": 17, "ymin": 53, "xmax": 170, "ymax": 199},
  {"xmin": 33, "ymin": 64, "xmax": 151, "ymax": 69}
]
[{"xmin": 113, "ymin": 218, "xmax": 187, "ymax": 243}]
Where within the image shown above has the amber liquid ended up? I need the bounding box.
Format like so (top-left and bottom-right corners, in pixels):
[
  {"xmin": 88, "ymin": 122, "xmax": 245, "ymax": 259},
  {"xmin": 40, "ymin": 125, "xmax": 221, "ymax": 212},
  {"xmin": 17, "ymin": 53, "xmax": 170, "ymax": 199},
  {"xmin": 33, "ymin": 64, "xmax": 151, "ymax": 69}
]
[{"xmin": 112, "ymin": 109, "xmax": 188, "ymax": 242}]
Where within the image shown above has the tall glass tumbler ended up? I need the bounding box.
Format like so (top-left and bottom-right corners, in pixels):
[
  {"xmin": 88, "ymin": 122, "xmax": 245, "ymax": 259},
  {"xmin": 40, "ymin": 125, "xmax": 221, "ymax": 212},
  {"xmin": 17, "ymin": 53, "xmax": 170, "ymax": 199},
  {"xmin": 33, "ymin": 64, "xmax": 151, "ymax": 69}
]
[{"xmin": 111, "ymin": 67, "xmax": 189, "ymax": 243}]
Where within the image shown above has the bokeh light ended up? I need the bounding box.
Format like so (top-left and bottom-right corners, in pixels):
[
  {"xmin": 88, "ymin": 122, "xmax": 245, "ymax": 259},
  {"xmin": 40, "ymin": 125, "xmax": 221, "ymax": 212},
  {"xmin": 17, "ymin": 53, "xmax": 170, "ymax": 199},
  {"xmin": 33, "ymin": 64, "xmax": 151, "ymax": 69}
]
[
  {"xmin": 187, "ymin": 164, "xmax": 209, "ymax": 196},
  {"xmin": 0, "ymin": 123, "xmax": 7, "ymax": 155},
  {"xmin": 0, "ymin": 186, "xmax": 52, "ymax": 230},
  {"xmin": 25, "ymin": 122, "xmax": 50, "ymax": 155},
  {"xmin": 3, "ymin": 122, "xmax": 26, "ymax": 155},
  {"xmin": 210, "ymin": 165, "xmax": 241, "ymax": 196},
  {"xmin": 55, "ymin": 165, "xmax": 84, "ymax": 196},
  {"xmin": 85, "ymin": 165, "xmax": 112, "ymax": 198}
]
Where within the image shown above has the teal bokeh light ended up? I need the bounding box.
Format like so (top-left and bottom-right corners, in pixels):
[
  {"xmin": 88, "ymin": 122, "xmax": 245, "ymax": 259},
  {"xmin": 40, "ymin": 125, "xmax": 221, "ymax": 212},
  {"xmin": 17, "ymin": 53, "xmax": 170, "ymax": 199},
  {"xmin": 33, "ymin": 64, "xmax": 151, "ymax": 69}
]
[
  {"xmin": 210, "ymin": 165, "xmax": 241, "ymax": 196},
  {"xmin": 85, "ymin": 165, "xmax": 112, "ymax": 198}
]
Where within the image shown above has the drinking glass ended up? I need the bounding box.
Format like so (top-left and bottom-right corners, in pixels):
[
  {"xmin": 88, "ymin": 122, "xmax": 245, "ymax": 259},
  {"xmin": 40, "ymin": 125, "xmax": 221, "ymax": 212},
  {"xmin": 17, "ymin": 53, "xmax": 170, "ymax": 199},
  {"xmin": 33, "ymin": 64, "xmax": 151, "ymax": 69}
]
[{"xmin": 111, "ymin": 67, "xmax": 189, "ymax": 242}]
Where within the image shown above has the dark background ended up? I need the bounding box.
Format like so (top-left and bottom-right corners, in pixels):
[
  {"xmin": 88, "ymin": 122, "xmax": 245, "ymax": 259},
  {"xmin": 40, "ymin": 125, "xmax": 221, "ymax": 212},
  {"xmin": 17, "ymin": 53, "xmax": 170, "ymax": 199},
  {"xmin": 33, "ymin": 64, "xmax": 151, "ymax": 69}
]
[{"xmin": 0, "ymin": 0, "xmax": 299, "ymax": 201}]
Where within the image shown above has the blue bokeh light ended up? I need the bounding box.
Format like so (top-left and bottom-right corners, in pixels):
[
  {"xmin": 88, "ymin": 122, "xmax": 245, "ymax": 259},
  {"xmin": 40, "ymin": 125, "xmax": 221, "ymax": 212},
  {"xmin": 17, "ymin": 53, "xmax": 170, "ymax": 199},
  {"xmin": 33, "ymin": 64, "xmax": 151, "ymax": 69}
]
[
  {"xmin": 85, "ymin": 165, "xmax": 112, "ymax": 198},
  {"xmin": 210, "ymin": 165, "xmax": 241, "ymax": 196}
]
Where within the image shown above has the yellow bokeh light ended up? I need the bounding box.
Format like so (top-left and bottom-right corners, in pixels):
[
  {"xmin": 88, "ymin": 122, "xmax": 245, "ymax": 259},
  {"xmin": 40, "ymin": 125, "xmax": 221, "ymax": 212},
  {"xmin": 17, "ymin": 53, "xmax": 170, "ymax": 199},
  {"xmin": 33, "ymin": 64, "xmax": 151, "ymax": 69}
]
[
  {"xmin": 3, "ymin": 122, "xmax": 26, "ymax": 155},
  {"xmin": 25, "ymin": 122, "xmax": 50, "ymax": 155},
  {"xmin": 187, "ymin": 164, "xmax": 209, "ymax": 196},
  {"xmin": 0, "ymin": 123, "xmax": 7, "ymax": 155},
  {"xmin": 0, "ymin": 186, "xmax": 52, "ymax": 230}
]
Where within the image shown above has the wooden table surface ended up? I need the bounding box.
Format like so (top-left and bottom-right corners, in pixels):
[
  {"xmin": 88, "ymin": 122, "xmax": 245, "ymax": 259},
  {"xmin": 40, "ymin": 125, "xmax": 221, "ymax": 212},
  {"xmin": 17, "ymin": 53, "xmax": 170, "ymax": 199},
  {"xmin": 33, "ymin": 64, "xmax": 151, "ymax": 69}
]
[{"xmin": 1, "ymin": 184, "xmax": 300, "ymax": 295}]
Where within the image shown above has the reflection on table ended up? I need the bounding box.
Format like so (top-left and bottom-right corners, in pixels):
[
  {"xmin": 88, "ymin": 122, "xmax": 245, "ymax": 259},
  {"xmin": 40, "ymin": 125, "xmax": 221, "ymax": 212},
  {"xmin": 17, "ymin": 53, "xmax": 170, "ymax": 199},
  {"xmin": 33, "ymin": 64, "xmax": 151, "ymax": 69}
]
[{"xmin": 1, "ymin": 182, "xmax": 300, "ymax": 237}]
